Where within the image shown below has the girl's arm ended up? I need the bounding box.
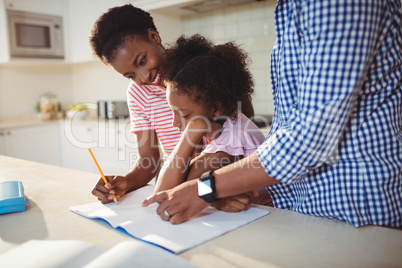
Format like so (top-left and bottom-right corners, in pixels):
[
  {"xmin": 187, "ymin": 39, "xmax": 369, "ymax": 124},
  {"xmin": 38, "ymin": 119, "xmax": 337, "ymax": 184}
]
[
  {"xmin": 155, "ymin": 117, "xmax": 225, "ymax": 192},
  {"xmin": 156, "ymin": 120, "xmax": 254, "ymax": 212},
  {"xmin": 154, "ymin": 119, "xmax": 207, "ymax": 192}
]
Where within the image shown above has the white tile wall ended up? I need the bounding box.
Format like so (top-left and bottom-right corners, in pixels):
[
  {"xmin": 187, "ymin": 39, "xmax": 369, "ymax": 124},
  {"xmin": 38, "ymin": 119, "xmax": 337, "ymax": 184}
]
[{"xmin": 181, "ymin": 0, "xmax": 277, "ymax": 115}]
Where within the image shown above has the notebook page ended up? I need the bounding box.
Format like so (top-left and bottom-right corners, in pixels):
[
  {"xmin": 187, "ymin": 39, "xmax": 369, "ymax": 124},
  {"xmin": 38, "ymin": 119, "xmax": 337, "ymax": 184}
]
[{"xmin": 70, "ymin": 185, "xmax": 269, "ymax": 254}]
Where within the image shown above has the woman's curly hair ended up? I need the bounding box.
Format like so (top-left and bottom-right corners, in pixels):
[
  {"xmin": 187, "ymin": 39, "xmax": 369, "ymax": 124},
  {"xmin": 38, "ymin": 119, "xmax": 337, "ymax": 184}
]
[
  {"xmin": 89, "ymin": 4, "xmax": 157, "ymax": 65},
  {"xmin": 161, "ymin": 35, "xmax": 254, "ymax": 119}
]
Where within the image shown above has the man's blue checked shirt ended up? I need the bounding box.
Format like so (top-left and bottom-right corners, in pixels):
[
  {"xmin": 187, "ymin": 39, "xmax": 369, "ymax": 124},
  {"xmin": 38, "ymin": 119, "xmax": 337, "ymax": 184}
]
[{"xmin": 257, "ymin": 0, "xmax": 402, "ymax": 227}]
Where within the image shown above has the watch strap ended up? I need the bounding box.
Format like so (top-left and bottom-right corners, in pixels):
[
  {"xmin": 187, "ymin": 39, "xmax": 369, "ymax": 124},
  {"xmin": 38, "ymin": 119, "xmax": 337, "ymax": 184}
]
[{"xmin": 198, "ymin": 170, "xmax": 221, "ymax": 203}]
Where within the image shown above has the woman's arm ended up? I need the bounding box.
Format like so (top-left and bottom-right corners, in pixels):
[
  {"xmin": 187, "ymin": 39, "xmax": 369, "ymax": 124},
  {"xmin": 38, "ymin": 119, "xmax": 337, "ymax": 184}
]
[
  {"xmin": 92, "ymin": 130, "xmax": 161, "ymax": 203},
  {"xmin": 125, "ymin": 130, "xmax": 162, "ymax": 191}
]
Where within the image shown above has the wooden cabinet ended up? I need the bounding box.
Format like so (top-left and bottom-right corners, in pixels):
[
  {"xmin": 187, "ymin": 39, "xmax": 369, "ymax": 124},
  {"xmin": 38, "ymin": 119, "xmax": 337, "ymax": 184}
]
[{"xmin": 0, "ymin": 124, "xmax": 61, "ymax": 166}]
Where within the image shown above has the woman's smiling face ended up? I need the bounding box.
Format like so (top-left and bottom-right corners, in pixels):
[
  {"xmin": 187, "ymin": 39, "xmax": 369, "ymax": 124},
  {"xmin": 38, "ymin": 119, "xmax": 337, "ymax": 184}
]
[{"xmin": 110, "ymin": 29, "xmax": 165, "ymax": 86}]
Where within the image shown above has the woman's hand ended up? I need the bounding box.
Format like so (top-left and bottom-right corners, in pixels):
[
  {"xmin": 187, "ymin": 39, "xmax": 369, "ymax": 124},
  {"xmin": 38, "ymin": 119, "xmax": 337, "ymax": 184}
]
[{"xmin": 91, "ymin": 175, "xmax": 129, "ymax": 204}]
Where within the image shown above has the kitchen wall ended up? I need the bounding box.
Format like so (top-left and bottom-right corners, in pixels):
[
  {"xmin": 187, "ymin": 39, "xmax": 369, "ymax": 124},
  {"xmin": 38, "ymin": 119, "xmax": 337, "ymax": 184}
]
[
  {"xmin": 0, "ymin": 1, "xmax": 276, "ymax": 118},
  {"xmin": 181, "ymin": 0, "xmax": 276, "ymax": 115},
  {"xmin": 0, "ymin": 9, "xmax": 182, "ymax": 119},
  {"xmin": 0, "ymin": 63, "xmax": 73, "ymax": 117}
]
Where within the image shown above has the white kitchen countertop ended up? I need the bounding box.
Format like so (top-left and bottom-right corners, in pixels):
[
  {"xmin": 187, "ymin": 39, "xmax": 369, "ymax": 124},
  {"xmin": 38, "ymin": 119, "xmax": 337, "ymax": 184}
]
[
  {"xmin": 0, "ymin": 155, "xmax": 401, "ymax": 267},
  {"xmin": 0, "ymin": 114, "xmax": 61, "ymax": 129},
  {"xmin": 0, "ymin": 114, "xmax": 123, "ymax": 129},
  {"xmin": 0, "ymin": 115, "xmax": 271, "ymax": 135}
]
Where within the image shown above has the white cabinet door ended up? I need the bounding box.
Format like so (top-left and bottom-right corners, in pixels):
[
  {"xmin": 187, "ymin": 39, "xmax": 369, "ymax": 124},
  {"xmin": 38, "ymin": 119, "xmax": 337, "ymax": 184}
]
[
  {"xmin": 59, "ymin": 119, "xmax": 139, "ymax": 175},
  {"xmin": 96, "ymin": 119, "xmax": 138, "ymax": 175},
  {"xmin": 59, "ymin": 121, "xmax": 99, "ymax": 173},
  {"xmin": 4, "ymin": 0, "xmax": 65, "ymax": 15},
  {"xmin": 0, "ymin": 0, "xmax": 10, "ymax": 63},
  {"xmin": 66, "ymin": 0, "xmax": 119, "ymax": 63},
  {"xmin": 2, "ymin": 124, "xmax": 61, "ymax": 166}
]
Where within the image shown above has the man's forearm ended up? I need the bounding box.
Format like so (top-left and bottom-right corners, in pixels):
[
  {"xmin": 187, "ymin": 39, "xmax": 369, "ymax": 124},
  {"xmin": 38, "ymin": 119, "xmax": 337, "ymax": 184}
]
[{"xmin": 213, "ymin": 152, "xmax": 279, "ymax": 199}]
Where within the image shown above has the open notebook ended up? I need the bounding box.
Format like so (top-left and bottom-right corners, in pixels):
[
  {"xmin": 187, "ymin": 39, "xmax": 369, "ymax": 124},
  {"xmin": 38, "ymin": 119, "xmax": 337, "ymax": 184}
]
[
  {"xmin": 0, "ymin": 239, "xmax": 197, "ymax": 268},
  {"xmin": 70, "ymin": 185, "xmax": 269, "ymax": 254}
]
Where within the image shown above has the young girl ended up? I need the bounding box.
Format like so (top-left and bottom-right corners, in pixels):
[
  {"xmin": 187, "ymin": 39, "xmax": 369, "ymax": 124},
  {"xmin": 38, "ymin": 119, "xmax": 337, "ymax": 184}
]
[
  {"xmin": 155, "ymin": 35, "xmax": 272, "ymax": 208},
  {"xmin": 89, "ymin": 4, "xmax": 256, "ymax": 207}
]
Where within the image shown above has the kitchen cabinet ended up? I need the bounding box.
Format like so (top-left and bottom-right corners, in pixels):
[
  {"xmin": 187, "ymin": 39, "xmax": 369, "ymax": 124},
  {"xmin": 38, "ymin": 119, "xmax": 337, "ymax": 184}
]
[
  {"xmin": 0, "ymin": 0, "xmax": 183, "ymax": 63},
  {"xmin": 60, "ymin": 119, "xmax": 138, "ymax": 175},
  {"xmin": 59, "ymin": 121, "xmax": 99, "ymax": 173},
  {"xmin": 0, "ymin": 0, "xmax": 67, "ymax": 63},
  {"xmin": 0, "ymin": 0, "xmax": 9, "ymax": 62},
  {"xmin": 124, "ymin": 0, "xmax": 193, "ymax": 11},
  {"xmin": 0, "ymin": 124, "xmax": 61, "ymax": 166},
  {"xmin": 65, "ymin": 0, "xmax": 183, "ymax": 63},
  {"xmin": 65, "ymin": 0, "xmax": 128, "ymax": 63},
  {"xmin": 0, "ymin": 132, "xmax": 6, "ymax": 155},
  {"xmin": 4, "ymin": 0, "xmax": 65, "ymax": 15},
  {"xmin": 96, "ymin": 119, "xmax": 138, "ymax": 175}
]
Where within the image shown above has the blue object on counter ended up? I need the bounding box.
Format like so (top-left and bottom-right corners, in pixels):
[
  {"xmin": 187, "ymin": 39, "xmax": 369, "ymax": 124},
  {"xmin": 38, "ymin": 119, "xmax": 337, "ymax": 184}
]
[{"xmin": 0, "ymin": 181, "xmax": 30, "ymax": 214}]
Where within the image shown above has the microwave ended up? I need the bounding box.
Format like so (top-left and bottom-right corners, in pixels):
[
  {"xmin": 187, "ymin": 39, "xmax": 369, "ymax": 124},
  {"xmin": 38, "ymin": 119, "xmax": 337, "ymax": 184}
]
[{"xmin": 7, "ymin": 10, "xmax": 64, "ymax": 59}]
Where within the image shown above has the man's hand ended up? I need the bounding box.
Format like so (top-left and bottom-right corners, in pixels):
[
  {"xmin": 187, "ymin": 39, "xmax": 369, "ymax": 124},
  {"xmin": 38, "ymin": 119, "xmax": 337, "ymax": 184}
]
[
  {"xmin": 142, "ymin": 180, "xmax": 210, "ymax": 224},
  {"xmin": 91, "ymin": 175, "xmax": 129, "ymax": 204}
]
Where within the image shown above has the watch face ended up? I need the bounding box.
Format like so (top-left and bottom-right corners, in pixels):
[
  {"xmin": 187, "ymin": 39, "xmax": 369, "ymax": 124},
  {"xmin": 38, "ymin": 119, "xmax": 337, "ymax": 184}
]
[{"xmin": 198, "ymin": 179, "xmax": 213, "ymax": 196}]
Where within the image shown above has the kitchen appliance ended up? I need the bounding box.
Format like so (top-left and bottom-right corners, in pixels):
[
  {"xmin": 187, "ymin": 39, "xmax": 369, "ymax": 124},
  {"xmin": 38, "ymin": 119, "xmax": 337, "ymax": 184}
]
[
  {"xmin": 97, "ymin": 101, "xmax": 129, "ymax": 119},
  {"xmin": 7, "ymin": 9, "xmax": 64, "ymax": 59}
]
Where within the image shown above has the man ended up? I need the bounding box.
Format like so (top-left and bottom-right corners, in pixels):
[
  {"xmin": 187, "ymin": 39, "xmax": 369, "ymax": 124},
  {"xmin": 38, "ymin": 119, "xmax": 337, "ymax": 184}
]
[{"xmin": 142, "ymin": 0, "xmax": 402, "ymax": 227}]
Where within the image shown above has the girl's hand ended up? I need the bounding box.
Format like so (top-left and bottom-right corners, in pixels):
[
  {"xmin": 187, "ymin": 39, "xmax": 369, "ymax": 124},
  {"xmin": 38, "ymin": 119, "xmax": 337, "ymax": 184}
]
[
  {"xmin": 212, "ymin": 191, "xmax": 255, "ymax": 212},
  {"xmin": 91, "ymin": 175, "xmax": 129, "ymax": 204}
]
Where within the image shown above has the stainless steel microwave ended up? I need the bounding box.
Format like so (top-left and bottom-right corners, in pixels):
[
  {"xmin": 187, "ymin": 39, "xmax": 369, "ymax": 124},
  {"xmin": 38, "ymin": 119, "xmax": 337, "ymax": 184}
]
[{"xmin": 7, "ymin": 10, "xmax": 64, "ymax": 59}]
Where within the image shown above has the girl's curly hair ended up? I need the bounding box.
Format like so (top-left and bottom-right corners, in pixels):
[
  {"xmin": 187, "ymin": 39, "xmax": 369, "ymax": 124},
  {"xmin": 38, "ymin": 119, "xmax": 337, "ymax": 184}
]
[
  {"xmin": 161, "ymin": 35, "xmax": 254, "ymax": 119},
  {"xmin": 89, "ymin": 4, "xmax": 157, "ymax": 65}
]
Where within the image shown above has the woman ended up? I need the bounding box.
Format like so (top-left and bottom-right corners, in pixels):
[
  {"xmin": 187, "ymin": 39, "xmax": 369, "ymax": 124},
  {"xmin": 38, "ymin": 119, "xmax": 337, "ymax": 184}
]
[{"xmin": 89, "ymin": 4, "xmax": 255, "ymax": 211}]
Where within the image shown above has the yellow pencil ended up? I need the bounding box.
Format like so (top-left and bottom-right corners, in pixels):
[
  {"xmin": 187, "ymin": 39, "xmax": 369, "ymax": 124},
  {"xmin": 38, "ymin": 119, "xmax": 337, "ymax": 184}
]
[{"xmin": 88, "ymin": 148, "xmax": 118, "ymax": 204}]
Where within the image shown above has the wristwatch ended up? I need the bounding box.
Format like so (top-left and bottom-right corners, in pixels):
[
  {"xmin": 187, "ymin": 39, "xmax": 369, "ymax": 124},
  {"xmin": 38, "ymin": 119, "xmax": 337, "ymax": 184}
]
[{"xmin": 198, "ymin": 170, "xmax": 221, "ymax": 203}]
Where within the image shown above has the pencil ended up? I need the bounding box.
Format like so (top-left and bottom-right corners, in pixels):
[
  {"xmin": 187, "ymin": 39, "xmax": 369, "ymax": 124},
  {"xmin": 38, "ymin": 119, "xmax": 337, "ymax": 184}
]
[{"xmin": 88, "ymin": 148, "xmax": 118, "ymax": 204}]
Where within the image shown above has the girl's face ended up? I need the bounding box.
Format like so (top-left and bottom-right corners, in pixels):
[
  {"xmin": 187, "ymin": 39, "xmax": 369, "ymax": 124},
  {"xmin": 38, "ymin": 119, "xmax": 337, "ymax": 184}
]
[
  {"xmin": 166, "ymin": 83, "xmax": 221, "ymax": 132},
  {"xmin": 110, "ymin": 29, "xmax": 165, "ymax": 86}
]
